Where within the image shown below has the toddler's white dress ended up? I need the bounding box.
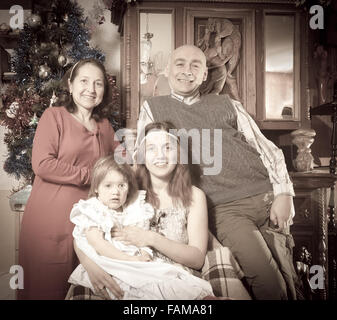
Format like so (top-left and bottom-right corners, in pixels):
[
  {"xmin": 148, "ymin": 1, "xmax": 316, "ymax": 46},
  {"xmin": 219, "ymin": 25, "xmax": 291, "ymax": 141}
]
[{"xmin": 68, "ymin": 190, "xmax": 213, "ymax": 300}]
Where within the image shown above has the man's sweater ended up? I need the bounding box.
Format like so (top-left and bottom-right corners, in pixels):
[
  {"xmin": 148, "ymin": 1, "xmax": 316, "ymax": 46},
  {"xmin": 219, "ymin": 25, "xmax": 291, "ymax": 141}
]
[{"xmin": 146, "ymin": 94, "xmax": 272, "ymax": 207}]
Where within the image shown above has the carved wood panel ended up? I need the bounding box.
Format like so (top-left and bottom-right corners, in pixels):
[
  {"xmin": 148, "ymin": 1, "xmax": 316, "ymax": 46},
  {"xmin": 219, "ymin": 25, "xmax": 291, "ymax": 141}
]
[{"xmin": 185, "ymin": 8, "xmax": 256, "ymax": 116}]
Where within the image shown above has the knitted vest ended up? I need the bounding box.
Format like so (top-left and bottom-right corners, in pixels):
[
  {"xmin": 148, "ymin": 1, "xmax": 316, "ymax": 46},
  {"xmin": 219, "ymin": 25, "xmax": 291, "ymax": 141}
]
[{"xmin": 146, "ymin": 94, "xmax": 272, "ymax": 207}]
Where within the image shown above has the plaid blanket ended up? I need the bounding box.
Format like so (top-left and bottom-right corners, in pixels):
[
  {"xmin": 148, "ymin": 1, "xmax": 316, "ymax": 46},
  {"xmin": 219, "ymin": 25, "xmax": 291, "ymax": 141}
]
[
  {"xmin": 65, "ymin": 244, "xmax": 251, "ymax": 300},
  {"xmin": 200, "ymin": 246, "xmax": 250, "ymax": 299}
]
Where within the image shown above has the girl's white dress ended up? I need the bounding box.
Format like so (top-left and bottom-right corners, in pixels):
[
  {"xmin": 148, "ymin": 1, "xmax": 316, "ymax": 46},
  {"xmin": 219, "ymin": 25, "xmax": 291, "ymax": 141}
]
[{"xmin": 68, "ymin": 190, "xmax": 213, "ymax": 300}]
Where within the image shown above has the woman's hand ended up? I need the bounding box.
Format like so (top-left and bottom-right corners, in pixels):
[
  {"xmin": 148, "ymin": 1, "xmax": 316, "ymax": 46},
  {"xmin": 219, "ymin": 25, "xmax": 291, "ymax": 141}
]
[
  {"xmin": 85, "ymin": 257, "xmax": 124, "ymax": 300},
  {"xmin": 74, "ymin": 240, "xmax": 124, "ymax": 299},
  {"xmin": 111, "ymin": 226, "xmax": 152, "ymax": 247}
]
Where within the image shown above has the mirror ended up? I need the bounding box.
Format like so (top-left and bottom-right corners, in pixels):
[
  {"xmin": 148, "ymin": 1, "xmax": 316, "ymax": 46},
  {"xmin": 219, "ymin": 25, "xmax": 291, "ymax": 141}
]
[
  {"xmin": 264, "ymin": 14, "xmax": 298, "ymax": 120},
  {"xmin": 139, "ymin": 12, "xmax": 173, "ymax": 105}
]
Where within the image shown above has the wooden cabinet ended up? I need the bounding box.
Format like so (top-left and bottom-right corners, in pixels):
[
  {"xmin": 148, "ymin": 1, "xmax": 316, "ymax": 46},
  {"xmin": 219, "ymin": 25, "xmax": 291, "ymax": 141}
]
[
  {"xmin": 291, "ymin": 172, "xmax": 337, "ymax": 300},
  {"xmin": 0, "ymin": 34, "xmax": 19, "ymax": 49},
  {"xmin": 120, "ymin": 0, "xmax": 308, "ymax": 130}
]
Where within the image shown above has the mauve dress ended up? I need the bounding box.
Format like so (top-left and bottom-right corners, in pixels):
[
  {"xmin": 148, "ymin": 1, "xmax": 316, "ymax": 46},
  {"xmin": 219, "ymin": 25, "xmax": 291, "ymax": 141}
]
[{"xmin": 18, "ymin": 106, "xmax": 120, "ymax": 300}]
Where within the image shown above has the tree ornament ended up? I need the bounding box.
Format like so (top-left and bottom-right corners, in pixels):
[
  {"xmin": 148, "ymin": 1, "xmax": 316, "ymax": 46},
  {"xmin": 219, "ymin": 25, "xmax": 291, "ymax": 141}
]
[
  {"xmin": 6, "ymin": 102, "xmax": 20, "ymax": 119},
  {"xmin": 27, "ymin": 14, "xmax": 42, "ymax": 29},
  {"xmin": 32, "ymin": 45, "xmax": 39, "ymax": 55},
  {"xmin": 39, "ymin": 42, "xmax": 49, "ymax": 54},
  {"xmin": 29, "ymin": 113, "xmax": 39, "ymax": 126},
  {"xmin": 63, "ymin": 14, "xmax": 69, "ymax": 22},
  {"xmin": 38, "ymin": 64, "xmax": 51, "ymax": 79},
  {"xmin": 58, "ymin": 54, "xmax": 68, "ymax": 67},
  {"xmin": 49, "ymin": 91, "xmax": 58, "ymax": 107}
]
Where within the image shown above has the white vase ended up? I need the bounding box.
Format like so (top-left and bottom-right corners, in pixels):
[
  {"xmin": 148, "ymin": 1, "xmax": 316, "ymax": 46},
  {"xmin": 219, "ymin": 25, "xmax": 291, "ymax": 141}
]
[{"xmin": 291, "ymin": 129, "xmax": 316, "ymax": 172}]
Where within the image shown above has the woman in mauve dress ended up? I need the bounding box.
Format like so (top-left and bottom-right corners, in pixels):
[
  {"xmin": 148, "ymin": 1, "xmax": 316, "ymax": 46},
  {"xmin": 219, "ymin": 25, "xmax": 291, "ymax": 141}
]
[{"xmin": 18, "ymin": 59, "xmax": 122, "ymax": 300}]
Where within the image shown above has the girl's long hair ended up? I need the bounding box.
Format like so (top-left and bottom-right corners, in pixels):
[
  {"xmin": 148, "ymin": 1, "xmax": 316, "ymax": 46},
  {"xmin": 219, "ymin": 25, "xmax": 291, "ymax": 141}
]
[{"xmin": 135, "ymin": 122, "xmax": 192, "ymax": 209}]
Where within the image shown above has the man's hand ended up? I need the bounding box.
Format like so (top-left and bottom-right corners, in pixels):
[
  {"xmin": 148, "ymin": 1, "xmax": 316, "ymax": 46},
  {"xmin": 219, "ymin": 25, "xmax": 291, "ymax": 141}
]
[
  {"xmin": 111, "ymin": 226, "xmax": 151, "ymax": 247},
  {"xmin": 269, "ymin": 194, "xmax": 293, "ymax": 232}
]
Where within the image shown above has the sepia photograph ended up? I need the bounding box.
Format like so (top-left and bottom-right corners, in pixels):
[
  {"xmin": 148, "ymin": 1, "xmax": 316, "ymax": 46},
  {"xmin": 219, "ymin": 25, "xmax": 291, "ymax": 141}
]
[{"xmin": 0, "ymin": 0, "xmax": 336, "ymax": 308}]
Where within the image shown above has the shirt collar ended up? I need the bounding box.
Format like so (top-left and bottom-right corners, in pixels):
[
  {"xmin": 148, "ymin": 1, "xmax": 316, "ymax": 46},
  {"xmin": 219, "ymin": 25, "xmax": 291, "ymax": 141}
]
[{"xmin": 171, "ymin": 90, "xmax": 201, "ymax": 105}]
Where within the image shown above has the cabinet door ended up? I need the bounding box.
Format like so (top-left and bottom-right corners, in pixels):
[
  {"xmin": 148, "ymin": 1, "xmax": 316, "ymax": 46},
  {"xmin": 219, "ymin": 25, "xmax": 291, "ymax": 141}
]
[
  {"xmin": 122, "ymin": 5, "xmax": 175, "ymax": 128},
  {"xmin": 291, "ymin": 186, "xmax": 329, "ymax": 299},
  {"xmin": 256, "ymin": 9, "xmax": 303, "ymax": 130}
]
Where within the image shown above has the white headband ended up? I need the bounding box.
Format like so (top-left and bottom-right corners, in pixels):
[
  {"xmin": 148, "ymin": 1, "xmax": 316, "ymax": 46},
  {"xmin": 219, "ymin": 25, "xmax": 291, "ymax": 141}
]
[
  {"xmin": 69, "ymin": 60, "xmax": 80, "ymax": 81},
  {"xmin": 132, "ymin": 130, "xmax": 179, "ymax": 162}
]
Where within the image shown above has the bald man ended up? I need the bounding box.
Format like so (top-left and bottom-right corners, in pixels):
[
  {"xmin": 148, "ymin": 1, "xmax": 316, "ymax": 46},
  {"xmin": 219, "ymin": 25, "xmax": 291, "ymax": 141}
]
[{"xmin": 135, "ymin": 45, "xmax": 299, "ymax": 300}]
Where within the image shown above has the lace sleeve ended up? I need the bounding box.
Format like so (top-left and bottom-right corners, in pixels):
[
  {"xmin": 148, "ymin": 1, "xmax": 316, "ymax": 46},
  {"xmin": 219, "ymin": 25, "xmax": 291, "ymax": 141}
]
[{"xmin": 70, "ymin": 198, "xmax": 115, "ymax": 240}]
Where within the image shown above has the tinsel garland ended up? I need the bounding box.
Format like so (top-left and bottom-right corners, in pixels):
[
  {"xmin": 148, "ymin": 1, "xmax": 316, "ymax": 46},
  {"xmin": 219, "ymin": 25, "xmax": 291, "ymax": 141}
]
[
  {"xmin": 3, "ymin": 129, "xmax": 35, "ymax": 181},
  {"xmin": 11, "ymin": 25, "xmax": 35, "ymax": 86}
]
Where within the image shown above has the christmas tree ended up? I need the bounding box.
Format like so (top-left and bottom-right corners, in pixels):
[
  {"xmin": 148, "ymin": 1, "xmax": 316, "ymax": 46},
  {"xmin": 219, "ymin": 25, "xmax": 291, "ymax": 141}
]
[{"xmin": 0, "ymin": 0, "xmax": 121, "ymax": 186}]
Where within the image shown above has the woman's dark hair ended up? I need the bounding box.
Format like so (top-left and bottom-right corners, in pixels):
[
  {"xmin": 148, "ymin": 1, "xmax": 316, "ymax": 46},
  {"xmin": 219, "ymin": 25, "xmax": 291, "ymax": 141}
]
[
  {"xmin": 135, "ymin": 122, "xmax": 192, "ymax": 209},
  {"xmin": 89, "ymin": 155, "xmax": 138, "ymax": 207},
  {"xmin": 60, "ymin": 58, "xmax": 112, "ymax": 121}
]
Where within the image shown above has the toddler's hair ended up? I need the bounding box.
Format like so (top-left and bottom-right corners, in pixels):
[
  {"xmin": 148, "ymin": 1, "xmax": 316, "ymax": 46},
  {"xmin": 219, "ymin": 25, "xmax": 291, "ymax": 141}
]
[{"xmin": 88, "ymin": 155, "xmax": 138, "ymax": 206}]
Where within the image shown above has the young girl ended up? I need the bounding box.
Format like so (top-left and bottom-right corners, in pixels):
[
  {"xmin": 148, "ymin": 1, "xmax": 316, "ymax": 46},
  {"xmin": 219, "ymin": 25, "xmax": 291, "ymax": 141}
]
[
  {"xmin": 67, "ymin": 155, "xmax": 213, "ymax": 300},
  {"xmin": 112, "ymin": 122, "xmax": 211, "ymax": 280},
  {"xmin": 112, "ymin": 122, "xmax": 214, "ymax": 284}
]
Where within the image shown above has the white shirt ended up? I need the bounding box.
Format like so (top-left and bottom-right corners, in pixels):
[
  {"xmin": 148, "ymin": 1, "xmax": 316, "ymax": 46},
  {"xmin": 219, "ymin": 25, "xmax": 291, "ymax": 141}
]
[{"xmin": 135, "ymin": 92, "xmax": 295, "ymax": 218}]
